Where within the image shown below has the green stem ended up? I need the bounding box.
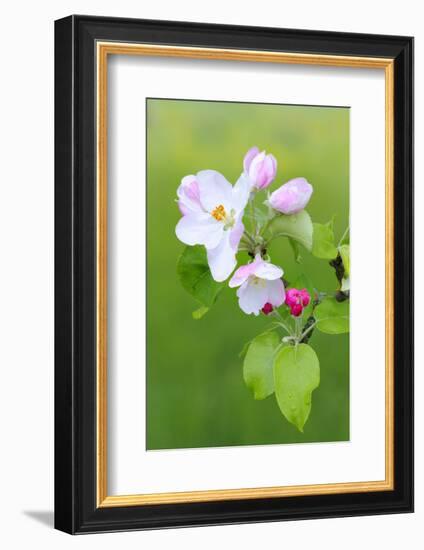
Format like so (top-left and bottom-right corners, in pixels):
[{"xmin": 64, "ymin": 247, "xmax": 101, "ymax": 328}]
[
  {"xmin": 243, "ymin": 230, "xmax": 255, "ymax": 244},
  {"xmin": 272, "ymin": 310, "xmax": 293, "ymax": 336},
  {"xmin": 249, "ymin": 197, "xmax": 256, "ymax": 236},
  {"xmin": 275, "ymin": 321, "xmax": 292, "ymax": 335},
  {"xmin": 259, "ymin": 213, "xmax": 277, "ymax": 239},
  {"xmin": 338, "ymin": 226, "xmax": 349, "ymax": 247},
  {"xmin": 299, "ymin": 321, "xmax": 317, "ymax": 342}
]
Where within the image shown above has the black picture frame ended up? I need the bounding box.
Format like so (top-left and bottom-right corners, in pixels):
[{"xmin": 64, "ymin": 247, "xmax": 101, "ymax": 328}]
[{"xmin": 55, "ymin": 14, "xmax": 414, "ymax": 534}]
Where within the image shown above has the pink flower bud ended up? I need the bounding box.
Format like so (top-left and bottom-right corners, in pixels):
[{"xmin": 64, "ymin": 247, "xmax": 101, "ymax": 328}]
[
  {"xmin": 243, "ymin": 146, "xmax": 277, "ymax": 190},
  {"xmin": 291, "ymin": 304, "xmax": 303, "ymax": 317},
  {"xmin": 299, "ymin": 289, "xmax": 311, "ymax": 307},
  {"xmin": 285, "ymin": 288, "xmax": 299, "ymax": 308},
  {"xmin": 285, "ymin": 287, "xmax": 311, "ymax": 317},
  {"xmin": 268, "ymin": 177, "xmax": 313, "ymax": 214},
  {"xmin": 262, "ymin": 302, "xmax": 274, "ymax": 315}
]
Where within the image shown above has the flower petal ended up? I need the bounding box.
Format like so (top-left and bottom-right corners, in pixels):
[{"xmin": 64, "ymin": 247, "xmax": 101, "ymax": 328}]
[
  {"xmin": 246, "ymin": 150, "xmax": 277, "ymax": 190},
  {"xmin": 175, "ymin": 212, "xmax": 223, "ymax": 249},
  {"xmin": 237, "ymin": 279, "xmax": 268, "ymax": 316},
  {"xmin": 243, "ymin": 146, "xmax": 260, "ymax": 173},
  {"xmin": 177, "ymin": 175, "xmax": 203, "ymax": 215},
  {"xmin": 269, "ymin": 177, "xmax": 313, "ymax": 214},
  {"xmin": 207, "ymin": 230, "xmax": 237, "ymax": 282},
  {"xmin": 229, "ymin": 218, "xmax": 244, "ymax": 251},
  {"xmin": 231, "ymin": 173, "xmax": 252, "ymax": 213},
  {"xmin": 259, "ymin": 154, "xmax": 277, "ymax": 189},
  {"xmin": 196, "ymin": 170, "xmax": 233, "ymax": 213},
  {"xmin": 253, "ymin": 261, "xmax": 283, "ymax": 280},
  {"xmin": 229, "ymin": 257, "xmax": 259, "ymax": 288},
  {"xmin": 265, "ymin": 279, "xmax": 286, "ymax": 308}
]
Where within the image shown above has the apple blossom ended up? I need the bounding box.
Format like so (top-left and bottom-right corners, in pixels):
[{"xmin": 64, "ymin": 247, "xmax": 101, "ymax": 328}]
[
  {"xmin": 243, "ymin": 146, "xmax": 277, "ymax": 190},
  {"xmin": 229, "ymin": 254, "xmax": 285, "ymax": 315},
  {"xmin": 268, "ymin": 177, "xmax": 313, "ymax": 214},
  {"xmin": 175, "ymin": 170, "xmax": 251, "ymax": 282}
]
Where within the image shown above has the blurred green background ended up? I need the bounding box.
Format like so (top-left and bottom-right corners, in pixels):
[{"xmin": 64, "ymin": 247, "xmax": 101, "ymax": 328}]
[{"xmin": 146, "ymin": 99, "xmax": 349, "ymax": 450}]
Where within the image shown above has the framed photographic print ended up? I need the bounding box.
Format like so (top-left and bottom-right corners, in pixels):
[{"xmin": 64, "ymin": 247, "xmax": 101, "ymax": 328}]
[{"xmin": 54, "ymin": 15, "xmax": 414, "ymax": 534}]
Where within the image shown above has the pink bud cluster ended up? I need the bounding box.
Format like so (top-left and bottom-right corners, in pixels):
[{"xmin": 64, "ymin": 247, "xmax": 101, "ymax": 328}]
[{"xmin": 285, "ymin": 288, "xmax": 311, "ymax": 317}]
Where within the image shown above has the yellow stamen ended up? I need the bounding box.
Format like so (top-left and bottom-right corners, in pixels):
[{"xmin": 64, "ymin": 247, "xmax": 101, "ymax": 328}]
[
  {"xmin": 211, "ymin": 204, "xmax": 226, "ymax": 221},
  {"xmin": 251, "ymin": 276, "xmax": 266, "ymax": 287}
]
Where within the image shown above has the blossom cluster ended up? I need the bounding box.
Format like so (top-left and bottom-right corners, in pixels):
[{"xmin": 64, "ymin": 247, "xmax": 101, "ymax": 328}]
[{"xmin": 175, "ymin": 147, "xmax": 313, "ymax": 317}]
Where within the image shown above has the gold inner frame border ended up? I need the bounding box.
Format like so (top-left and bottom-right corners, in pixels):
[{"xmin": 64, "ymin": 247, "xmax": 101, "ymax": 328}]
[{"xmin": 96, "ymin": 42, "xmax": 394, "ymax": 508}]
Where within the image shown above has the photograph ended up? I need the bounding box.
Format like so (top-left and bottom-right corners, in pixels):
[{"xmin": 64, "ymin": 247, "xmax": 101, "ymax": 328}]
[{"xmin": 146, "ymin": 98, "xmax": 350, "ymax": 450}]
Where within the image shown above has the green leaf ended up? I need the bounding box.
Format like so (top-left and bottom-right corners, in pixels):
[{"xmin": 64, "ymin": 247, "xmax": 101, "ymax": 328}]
[
  {"xmin": 177, "ymin": 245, "xmax": 224, "ymax": 307},
  {"xmin": 315, "ymin": 297, "xmax": 349, "ymax": 334},
  {"xmin": 192, "ymin": 306, "xmax": 209, "ymax": 320},
  {"xmin": 288, "ymin": 237, "xmax": 302, "ymax": 263},
  {"xmin": 339, "ymin": 244, "xmax": 350, "ymax": 277},
  {"xmin": 243, "ymin": 332, "xmax": 280, "ymax": 400},
  {"xmin": 273, "ymin": 344, "xmax": 320, "ymax": 432},
  {"xmin": 239, "ymin": 325, "xmax": 281, "ymax": 359},
  {"xmin": 265, "ymin": 210, "xmax": 313, "ymax": 251},
  {"xmin": 312, "ymin": 221, "xmax": 338, "ymax": 259},
  {"xmin": 239, "ymin": 340, "xmax": 252, "ymax": 360}
]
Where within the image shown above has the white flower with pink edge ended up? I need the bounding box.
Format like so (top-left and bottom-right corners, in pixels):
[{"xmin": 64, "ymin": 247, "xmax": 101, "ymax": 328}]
[
  {"xmin": 175, "ymin": 170, "xmax": 251, "ymax": 282},
  {"xmin": 229, "ymin": 254, "xmax": 286, "ymax": 315}
]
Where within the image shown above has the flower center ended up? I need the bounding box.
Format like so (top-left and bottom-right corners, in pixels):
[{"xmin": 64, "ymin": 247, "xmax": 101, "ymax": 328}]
[
  {"xmin": 251, "ymin": 276, "xmax": 266, "ymax": 287},
  {"xmin": 211, "ymin": 205, "xmax": 236, "ymax": 230},
  {"xmin": 211, "ymin": 204, "xmax": 226, "ymax": 221}
]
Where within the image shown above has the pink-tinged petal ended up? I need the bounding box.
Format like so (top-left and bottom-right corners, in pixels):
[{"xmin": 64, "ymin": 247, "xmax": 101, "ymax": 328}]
[
  {"xmin": 269, "ymin": 177, "xmax": 313, "ymax": 214},
  {"xmin": 180, "ymin": 175, "xmax": 200, "ymax": 200},
  {"xmin": 196, "ymin": 170, "xmax": 233, "ymax": 213},
  {"xmin": 248, "ymin": 151, "xmax": 266, "ymax": 181},
  {"xmin": 243, "ymin": 146, "xmax": 260, "ymax": 173},
  {"xmin": 229, "ymin": 258, "xmax": 260, "ymax": 288},
  {"xmin": 265, "ymin": 279, "xmax": 286, "ymax": 308},
  {"xmin": 175, "ymin": 212, "xmax": 223, "ymax": 249},
  {"xmin": 231, "ymin": 173, "xmax": 252, "ymax": 212},
  {"xmin": 237, "ymin": 279, "xmax": 268, "ymax": 316},
  {"xmin": 268, "ymin": 154, "xmax": 277, "ymax": 179},
  {"xmin": 247, "ymin": 150, "xmax": 277, "ymax": 190},
  {"xmin": 255, "ymin": 164, "xmax": 268, "ymax": 189},
  {"xmin": 178, "ymin": 201, "xmax": 189, "ymax": 216},
  {"xmin": 177, "ymin": 175, "xmax": 202, "ymax": 214},
  {"xmin": 253, "ymin": 260, "xmax": 283, "ymax": 281},
  {"xmin": 229, "ymin": 219, "xmax": 244, "ymax": 251},
  {"xmin": 206, "ymin": 230, "xmax": 237, "ymax": 282},
  {"xmin": 263, "ymin": 154, "xmax": 277, "ymax": 188}
]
